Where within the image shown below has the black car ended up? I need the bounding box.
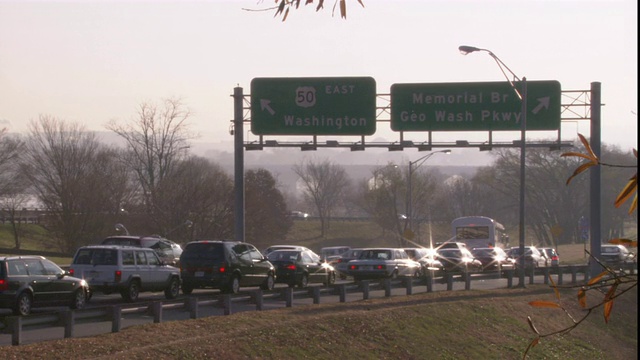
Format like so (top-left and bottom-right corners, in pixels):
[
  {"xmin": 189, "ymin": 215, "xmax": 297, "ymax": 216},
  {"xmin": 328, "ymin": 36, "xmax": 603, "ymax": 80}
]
[
  {"xmin": 179, "ymin": 240, "xmax": 276, "ymax": 294},
  {"xmin": 470, "ymin": 247, "xmax": 516, "ymax": 271},
  {"xmin": 267, "ymin": 249, "xmax": 336, "ymax": 287},
  {"xmin": 0, "ymin": 255, "xmax": 89, "ymax": 316},
  {"xmin": 101, "ymin": 235, "xmax": 183, "ymax": 266}
]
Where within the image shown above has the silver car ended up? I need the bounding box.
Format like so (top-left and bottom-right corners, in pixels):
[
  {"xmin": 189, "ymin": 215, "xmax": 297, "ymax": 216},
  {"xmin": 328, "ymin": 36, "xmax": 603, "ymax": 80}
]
[{"xmin": 347, "ymin": 248, "xmax": 422, "ymax": 281}]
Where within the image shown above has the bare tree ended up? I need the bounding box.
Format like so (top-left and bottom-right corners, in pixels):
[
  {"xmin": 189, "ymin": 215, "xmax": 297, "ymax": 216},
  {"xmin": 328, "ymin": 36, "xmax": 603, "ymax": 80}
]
[
  {"xmin": 356, "ymin": 163, "xmax": 405, "ymax": 245},
  {"xmin": 154, "ymin": 156, "xmax": 234, "ymax": 243},
  {"xmin": 21, "ymin": 116, "xmax": 116, "ymax": 253},
  {"xmin": 244, "ymin": 168, "xmax": 292, "ymax": 249},
  {"xmin": 293, "ymin": 159, "xmax": 350, "ymax": 237},
  {"xmin": 107, "ymin": 98, "xmax": 195, "ymax": 230},
  {"xmin": 0, "ymin": 133, "xmax": 29, "ymax": 248}
]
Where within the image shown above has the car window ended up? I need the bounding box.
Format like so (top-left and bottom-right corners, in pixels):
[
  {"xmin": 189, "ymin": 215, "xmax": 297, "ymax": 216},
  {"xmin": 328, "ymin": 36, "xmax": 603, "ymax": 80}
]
[
  {"xmin": 301, "ymin": 251, "xmax": 314, "ymax": 264},
  {"xmin": 146, "ymin": 251, "xmax": 160, "ymax": 265},
  {"xmin": 41, "ymin": 259, "xmax": 62, "ymax": 275},
  {"xmin": 183, "ymin": 242, "xmax": 225, "ymax": 260},
  {"xmin": 232, "ymin": 243, "xmax": 252, "ymax": 262},
  {"xmin": 91, "ymin": 249, "xmax": 118, "ymax": 265},
  {"xmin": 74, "ymin": 249, "xmax": 93, "ymax": 265},
  {"xmin": 248, "ymin": 245, "xmax": 264, "ymax": 262},
  {"xmin": 122, "ymin": 250, "xmax": 135, "ymax": 265},
  {"xmin": 136, "ymin": 251, "xmax": 148, "ymax": 265},
  {"xmin": 24, "ymin": 259, "xmax": 46, "ymax": 275},
  {"xmin": 7, "ymin": 260, "xmax": 28, "ymax": 276}
]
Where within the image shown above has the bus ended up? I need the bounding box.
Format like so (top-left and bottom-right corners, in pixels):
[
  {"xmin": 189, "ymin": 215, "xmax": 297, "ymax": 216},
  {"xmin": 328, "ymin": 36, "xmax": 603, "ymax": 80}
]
[{"xmin": 451, "ymin": 216, "xmax": 509, "ymax": 250}]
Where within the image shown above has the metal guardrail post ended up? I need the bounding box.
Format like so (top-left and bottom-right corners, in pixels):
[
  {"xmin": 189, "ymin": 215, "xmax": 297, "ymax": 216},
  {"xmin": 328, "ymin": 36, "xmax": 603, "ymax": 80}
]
[
  {"xmin": 528, "ymin": 268, "xmax": 534, "ymax": 284},
  {"xmin": 111, "ymin": 305, "xmax": 121, "ymax": 333},
  {"xmin": 542, "ymin": 268, "xmax": 550, "ymax": 285},
  {"xmin": 446, "ymin": 274, "xmax": 453, "ymax": 291},
  {"xmin": 63, "ymin": 310, "xmax": 74, "ymax": 338},
  {"xmin": 338, "ymin": 284, "xmax": 347, "ymax": 302},
  {"xmin": 284, "ymin": 288, "xmax": 294, "ymax": 307},
  {"xmin": 425, "ymin": 274, "xmax": 433, "ymax": 293},
  {"xmin": 557, "ymin": 268, "xmax": 564, "ymax": 285},
  {"xmin": 384, "ymin": 279, "xmax": 392, "ymax": 297},
  {"xmin": 309, "ymin": 287, "xmax": 321, "ymax": 304},
  {"xmin": 9, "ymin": 316, "xmax": 21, "ymax": 346},
  {"xmin": 464, "ymin": 273, "xmax": 471, "ymax": 290},
  {"xmin": 188, "ymin": 297, "xmax": 198, "ymax": 319},
  {"xmin": 404, "ymin": 277, "xmax": 413, "ymax": 295},
  {"xmin": 152, "ymin": 301, "xmax": 162, "ymax": 323},
  {"xmin": 251, "ymin": 290, "xmax": 264, "ymax": 310},
  {"xmin": 356, "ymin": 281, "xmax": 368, "ymax": 300},
  {"xmin": 223, "ymin": 294, "xmax": 233, "ymax": 314},
  {"xmin": 505, "ymin": 270, "xmax": 514, "ymax": 288},
  {"xmin": 571, "ymin": 267, "xmax": 578, "ymax": 283}
]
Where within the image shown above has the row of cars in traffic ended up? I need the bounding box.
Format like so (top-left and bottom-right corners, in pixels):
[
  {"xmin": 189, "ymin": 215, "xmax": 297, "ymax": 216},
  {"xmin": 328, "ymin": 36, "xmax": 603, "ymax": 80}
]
[{"xmin": 1, "ymin": 236, "xmax": 636, "ymax": 316}]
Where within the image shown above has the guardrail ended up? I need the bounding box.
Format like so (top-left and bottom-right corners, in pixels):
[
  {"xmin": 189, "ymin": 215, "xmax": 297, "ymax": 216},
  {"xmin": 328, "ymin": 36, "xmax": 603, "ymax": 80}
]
[{"xmin": 1, "ymin": 263, "xmax": 636, "ymax": 346}]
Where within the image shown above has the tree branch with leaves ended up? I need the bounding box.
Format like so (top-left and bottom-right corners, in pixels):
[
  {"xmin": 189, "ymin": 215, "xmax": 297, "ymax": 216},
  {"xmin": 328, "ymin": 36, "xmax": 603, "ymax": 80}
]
[{"xmin": 524, "ymin": 133, "xmax": 637, "ymax": 359}]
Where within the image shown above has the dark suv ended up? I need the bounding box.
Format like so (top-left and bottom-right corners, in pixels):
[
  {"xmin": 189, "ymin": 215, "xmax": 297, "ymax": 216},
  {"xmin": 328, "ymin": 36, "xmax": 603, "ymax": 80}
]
[
  {"xmin": 0, "ymin": 255, "xmax": 89, "ymax": 316},
  {"xmin": 101, "ymin": 235, "xmax": 183, "ymax": 266},
  {"xmin": 180, "ymin": 240, "xmax": 276, "ymax": 294}
]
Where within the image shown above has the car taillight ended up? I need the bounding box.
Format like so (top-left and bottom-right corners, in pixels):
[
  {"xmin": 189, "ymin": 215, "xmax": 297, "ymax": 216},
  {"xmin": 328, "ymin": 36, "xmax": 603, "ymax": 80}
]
[
  {"xmin": 552, "ymin": 256, "xmax": 558, "ymax": 260},
  {"xmin": 285, "ymin": 264, "xmax": 296, "ymax": 271},
  {"xmin": 0, "ymin": 279, "xmax": 7, "ymax": 291},
  {"xmin": 349, "ymin": 265, "xmax": 357, "ymax": 270},
  {"xmin": 68, "ymin": 268, "xmax": 75, "ymax": 276},
  {"xmin": 218, "ymin": 263, "xmax": 227, "ymax": 273},
  {"xmin": 375, "ymin": 265, "xmax": 386, "ymax": 270},
  {"xmin": 115, "ymin": 270, "xmax": 122, "ymax": 283}
]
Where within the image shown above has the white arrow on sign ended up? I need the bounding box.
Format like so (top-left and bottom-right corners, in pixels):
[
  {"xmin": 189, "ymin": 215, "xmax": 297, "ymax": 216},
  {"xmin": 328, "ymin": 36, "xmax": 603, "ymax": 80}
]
[
  {"xmin": 532, "ymin": 96, "xmax": 550, "ymax": 114},
  {"xmin": 260, "ymin": 99, "xmax": 275, "ymax": 115}
]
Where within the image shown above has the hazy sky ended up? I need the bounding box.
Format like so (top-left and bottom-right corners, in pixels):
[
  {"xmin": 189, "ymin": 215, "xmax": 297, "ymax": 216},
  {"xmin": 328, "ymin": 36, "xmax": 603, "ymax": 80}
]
[{"xmin": 1, "ymin": 0, "xmax": 637, "ymax": 152}]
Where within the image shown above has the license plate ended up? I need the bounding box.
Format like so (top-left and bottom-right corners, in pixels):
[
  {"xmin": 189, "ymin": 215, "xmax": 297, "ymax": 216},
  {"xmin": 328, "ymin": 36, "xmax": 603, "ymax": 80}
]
[
  {"xmin": 195, "ymin": 271, "xmax": 204, "ymax": 277},
  {"xmin": 360, "ymin": 266, "xmax": 371, "ymax": 270}
]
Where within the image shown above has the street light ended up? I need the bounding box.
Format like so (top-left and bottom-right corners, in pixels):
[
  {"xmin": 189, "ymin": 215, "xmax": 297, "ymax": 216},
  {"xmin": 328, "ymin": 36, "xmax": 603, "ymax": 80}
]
[
  {"xmin": 459, "ymin": 45, "xmax": 527, "ymax": 288},
  {"xmin": 406, "ymin": 149, "xmax": 451, "ymax": 233},
  {"xmin": 115, "ymin": 223, "xmax": 130, "ymax": 236}
]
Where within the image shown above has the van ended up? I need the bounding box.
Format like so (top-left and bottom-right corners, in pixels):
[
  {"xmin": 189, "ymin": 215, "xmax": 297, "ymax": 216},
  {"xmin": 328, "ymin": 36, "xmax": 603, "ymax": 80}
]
[{"xmin": 180, "ymin": 240, "xmax": 276, "ymax": 294}]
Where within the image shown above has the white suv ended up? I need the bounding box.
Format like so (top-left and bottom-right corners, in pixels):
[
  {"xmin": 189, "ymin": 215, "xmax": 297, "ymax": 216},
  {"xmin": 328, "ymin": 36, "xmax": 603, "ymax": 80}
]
[{"xmin": 69, "ymin": 245, "xmax": 181, "ymax": 302}]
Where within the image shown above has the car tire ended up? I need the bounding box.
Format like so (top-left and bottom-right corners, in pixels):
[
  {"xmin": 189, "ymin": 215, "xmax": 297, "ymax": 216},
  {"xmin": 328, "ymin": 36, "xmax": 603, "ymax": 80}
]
[
  {"xmin": 182, "ymin": 284, "xmax": 193, "ymax": 295},
  {"xmin": 13, "ymin": 292, "xmax": 32, "ymax": 316},
  {"xmin": 223, "ymin": 275, "xmax": 240, "ymax": 294},
  {"xmin": 70, "ymin": 288, "xmax": 86, "ymax": 310},
  {"xmin": 164, "ymin": 277, "xmax": 180, "ymax": 299},
  {"xmin": 298, "ymin": 273, "xmax": 309, "ymax": 288},
  {"xmin": 261, "ymin": 273, "xmax": 275, "ymax": 291},
  {"xmin": 121, "ymin": 280, "xmax": 140, "ymax": 302},
  {"xmin": 325, "ymin": 272, "xmax": 336, "ymax": 286}
]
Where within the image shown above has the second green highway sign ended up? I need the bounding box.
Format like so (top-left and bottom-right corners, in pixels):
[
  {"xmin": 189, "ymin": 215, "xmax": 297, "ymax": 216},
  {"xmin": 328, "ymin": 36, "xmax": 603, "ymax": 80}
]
[
  {"xmin": 390, "ymin": 80, "xmax": 561, "ymax": 132},
  {"xmin": 250, "ymin": 77, "xmax": 376, "ymax": 136}
]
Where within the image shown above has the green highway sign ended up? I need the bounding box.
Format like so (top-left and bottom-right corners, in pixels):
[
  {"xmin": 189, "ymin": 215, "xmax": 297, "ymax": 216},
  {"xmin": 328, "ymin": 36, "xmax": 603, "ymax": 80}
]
[
  {"xmin": 390, "ymin": 81, "xmax": 561, "ymax": 132},
  {"xmin": 251, "ymin": 77, "xmax": 376, "ymax": 135}
]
